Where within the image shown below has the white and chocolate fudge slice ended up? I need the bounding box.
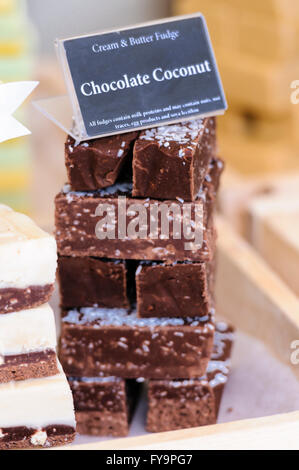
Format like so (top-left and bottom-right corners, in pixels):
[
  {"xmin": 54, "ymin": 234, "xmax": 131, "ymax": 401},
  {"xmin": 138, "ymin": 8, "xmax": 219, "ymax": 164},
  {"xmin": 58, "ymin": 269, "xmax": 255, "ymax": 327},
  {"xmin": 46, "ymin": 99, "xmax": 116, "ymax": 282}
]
[
  {"xmin": 0, "ymin": 368, "xmax": 76, "ymax": 449},
  {"xmin": 68, "ymin": 377, "xmax": 141, "ymax": 437},
  {"xmin": 0, "ymin": 205, "xmax": 57, "ymax": 314},
  {"xmin": 0, "ymin": 303, "xmax": 58, "ymax": 383},
  {"xmin": 146, "ymin": 321, "xmax": 234, "ymax": 433}
]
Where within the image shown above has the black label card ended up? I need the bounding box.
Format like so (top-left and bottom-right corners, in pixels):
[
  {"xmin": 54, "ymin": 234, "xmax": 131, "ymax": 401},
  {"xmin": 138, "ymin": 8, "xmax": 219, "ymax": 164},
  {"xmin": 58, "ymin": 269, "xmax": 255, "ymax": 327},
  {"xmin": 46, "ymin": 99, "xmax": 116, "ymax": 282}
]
[{"xmin": 61, "ymin": 14, "xmax": 226, "ymax": 138}]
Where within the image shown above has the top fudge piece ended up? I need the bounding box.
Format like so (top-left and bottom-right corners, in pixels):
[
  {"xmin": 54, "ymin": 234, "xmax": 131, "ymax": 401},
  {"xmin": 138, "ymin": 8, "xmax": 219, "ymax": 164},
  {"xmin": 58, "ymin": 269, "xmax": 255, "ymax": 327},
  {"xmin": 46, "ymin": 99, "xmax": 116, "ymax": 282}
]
[
  {"xmin": 65, "ymin": 132, "xmax": 138, "ymax": 191},
  {"xmin": 68, "ymin": 377, "xmax": 141, "ymax": 437},
  {"xmin": 133, "ymin": 118, "xmax": 216, "ymax": 201},
  {"xmin": 0, "ymin": 205, "xmax": 57, "ymax": 314}
]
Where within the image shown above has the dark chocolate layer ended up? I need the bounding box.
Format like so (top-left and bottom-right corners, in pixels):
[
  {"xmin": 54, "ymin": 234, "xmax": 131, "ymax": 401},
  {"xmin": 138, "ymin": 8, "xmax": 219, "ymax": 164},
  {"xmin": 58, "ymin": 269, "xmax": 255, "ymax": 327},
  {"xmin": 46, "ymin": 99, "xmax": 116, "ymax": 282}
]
[
  {"xmin": 0, "ymin": 284, "xmax": 54, "ymax": 315},
  {"xmin": 0, "ymin": 424, "xmax": 75, "ymax": 449},
  {"xmin": 0, "ymin": 349, "xmax": 58, "ymax": 383}
]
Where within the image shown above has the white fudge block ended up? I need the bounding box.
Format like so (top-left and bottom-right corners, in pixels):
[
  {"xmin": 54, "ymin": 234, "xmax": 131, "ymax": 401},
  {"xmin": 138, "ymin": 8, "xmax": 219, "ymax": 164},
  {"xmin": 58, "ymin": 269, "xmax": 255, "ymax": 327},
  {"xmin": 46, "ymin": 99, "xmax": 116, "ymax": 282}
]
[
  {"xmin": 0, "ymin": 204, "xmax": 57, "ymax": 289},
  {"xmin": 0, "ymin": 303, "xmax": 57, "ymax": 359},
  {"xmin": 0, "ymin": 366, "xmax": 75, "ymax": 429}
]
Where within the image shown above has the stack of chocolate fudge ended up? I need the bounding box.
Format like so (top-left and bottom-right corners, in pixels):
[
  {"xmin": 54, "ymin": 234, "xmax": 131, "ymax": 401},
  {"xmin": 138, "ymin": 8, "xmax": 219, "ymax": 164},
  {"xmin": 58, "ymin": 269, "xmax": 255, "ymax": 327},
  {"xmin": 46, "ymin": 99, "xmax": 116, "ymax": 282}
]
[
  {"xmin": 0, "ymin": 204, "xmax": 75, "ymax": 449},
  {"xmin": 56, "ymin": 118, "xmax": 234, "ymax": 436}
]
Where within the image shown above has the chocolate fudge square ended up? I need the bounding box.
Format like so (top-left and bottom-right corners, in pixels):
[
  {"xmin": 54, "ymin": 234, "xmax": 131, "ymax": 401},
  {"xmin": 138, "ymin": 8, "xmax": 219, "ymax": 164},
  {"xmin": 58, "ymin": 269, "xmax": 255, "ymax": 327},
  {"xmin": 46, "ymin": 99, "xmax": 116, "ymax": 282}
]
[
  {"xmin": 133, "ymin": 118, "xmax": 216, "ymax": 201},
  {"xmin": 68, "ymin": 377, "xmax": 141, "ymax": 437},
  {"xmin": 58, "ymin": 257, "xmax": 129, "ymax": 309},
  {"xmin": 59, "ymin": 308, "xmax": 215, "ymax": 379},
  {"xmin": 146, "ymin": 321, "xmax": 234, "ymax": 433},
  {"xmin": 146, "ymin": 378, "xmax": 216, "ymax": 433},
  {"xmin": 136, "ymin": 260, "xmax": 214, "ymax": 318},
  {"xmin": 65, "ymin": 132, "xmax": 138, "ymax": 191},
  {"xmin": 55, "ymin": 182, "xmax": 215, "ymax": 262}
]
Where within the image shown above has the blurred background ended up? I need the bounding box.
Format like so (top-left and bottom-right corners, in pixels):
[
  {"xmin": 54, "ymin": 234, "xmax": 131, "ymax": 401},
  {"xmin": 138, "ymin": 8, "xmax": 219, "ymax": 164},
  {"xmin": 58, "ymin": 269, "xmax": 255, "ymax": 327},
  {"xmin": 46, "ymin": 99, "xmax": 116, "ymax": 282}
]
[{"xmin": 1, "ymin": 0, "xmax": 299, "ymax": 243}]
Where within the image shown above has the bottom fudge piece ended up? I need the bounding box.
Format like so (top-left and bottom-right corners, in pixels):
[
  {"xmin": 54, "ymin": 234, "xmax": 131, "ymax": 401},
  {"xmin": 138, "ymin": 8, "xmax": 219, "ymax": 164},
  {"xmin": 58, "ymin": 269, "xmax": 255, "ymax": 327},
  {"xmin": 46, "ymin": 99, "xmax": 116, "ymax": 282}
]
[
  {"xmin": 68, "ymin": 377, "xmax": 141, "ymax": 437},
  {"xmin": 60, "ymin": 308, "xmax": 215, "ymax": 379},
  {"xmin": 0, "ymin": 368, "xmax": 76, "ymax": 449},
  {"xmin": 0, "ymin": 303, "xmax": 58, "ymax": 383},
  {"xmin": 146, "ymin": 378, "xmax": 216, "ymax": 432},
  {"xmin": 146, "ymin": 321, "xmax": 234, "ymax": 433},
  {"xmin": 58, "ymin": 256, "xmax": 129, "ymax": 309}
]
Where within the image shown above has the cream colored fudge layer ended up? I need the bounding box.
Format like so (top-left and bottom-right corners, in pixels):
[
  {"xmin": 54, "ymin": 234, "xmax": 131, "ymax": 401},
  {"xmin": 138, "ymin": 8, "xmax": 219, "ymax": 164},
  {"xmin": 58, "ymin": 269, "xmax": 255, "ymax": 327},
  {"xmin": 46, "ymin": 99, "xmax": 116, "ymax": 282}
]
[
  {"xmin": 0, "ymin": 204, "xmax": 57, "ymax": 289},
  {"xmin": 0, "ymin": 303, "xmax": 57, "ymax": 359},
  {"xmin": 0, "ymin": 366, "xmax": 75, "ymax": 428}
]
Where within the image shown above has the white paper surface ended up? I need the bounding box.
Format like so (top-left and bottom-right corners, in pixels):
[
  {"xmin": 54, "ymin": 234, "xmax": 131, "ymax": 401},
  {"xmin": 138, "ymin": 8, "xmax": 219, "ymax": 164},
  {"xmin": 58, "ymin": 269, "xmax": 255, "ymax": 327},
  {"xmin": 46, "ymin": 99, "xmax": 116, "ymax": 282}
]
[{"xmin": 0, "ymin": 81, "xmax": 39, "ymax": 143}]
